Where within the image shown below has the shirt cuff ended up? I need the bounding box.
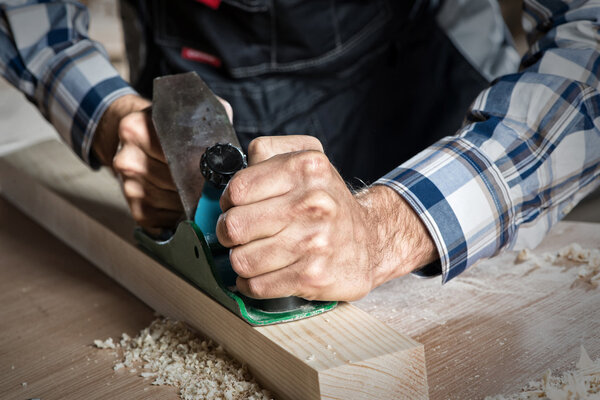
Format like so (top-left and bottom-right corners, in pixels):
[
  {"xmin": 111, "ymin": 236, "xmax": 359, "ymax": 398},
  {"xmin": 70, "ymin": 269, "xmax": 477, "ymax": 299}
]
[
  {"xmin": 35, "ymin": 40, "xmax": 137, "ymax": 168},
  {"xmin": 375, "ymin": 137, "xmax": 514, "ymax": 283}
]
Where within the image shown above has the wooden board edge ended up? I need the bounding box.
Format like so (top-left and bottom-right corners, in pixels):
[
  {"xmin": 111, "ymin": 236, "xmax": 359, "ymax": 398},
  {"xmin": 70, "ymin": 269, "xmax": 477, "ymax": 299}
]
[
  {"xmin": 0, "ymin": 141, "xmax": 428, "ymax": 399},
  {"xmin": 320, "ymin": 342, "xmax": 427, "ymax": 399}
]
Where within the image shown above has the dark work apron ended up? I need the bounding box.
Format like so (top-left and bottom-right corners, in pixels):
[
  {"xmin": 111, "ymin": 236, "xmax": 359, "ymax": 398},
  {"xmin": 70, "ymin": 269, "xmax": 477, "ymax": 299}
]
[{"xmin": 120, "ymin": 0, "xmax": 488, "ymax": 184}]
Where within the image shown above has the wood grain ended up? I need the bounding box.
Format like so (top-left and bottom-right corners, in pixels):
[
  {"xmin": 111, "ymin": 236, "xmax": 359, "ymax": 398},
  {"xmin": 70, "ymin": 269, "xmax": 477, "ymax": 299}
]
[
  {"xmin": 355, "ymin": 221, "xmax": 600, "ymax": 399},
  {"xmin": 0, "ymin": 140, "xmax": 428, "ymax": 400}
]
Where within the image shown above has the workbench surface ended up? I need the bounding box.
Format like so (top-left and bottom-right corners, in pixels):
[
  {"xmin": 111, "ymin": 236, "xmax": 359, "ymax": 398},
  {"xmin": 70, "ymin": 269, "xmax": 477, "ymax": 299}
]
[
  {"xmin": 0, "ymin": 198, "xmax": 178, "ymax": 399},
  {"xmin": 1, "ymin": 192, "xmax": 599, "ymax": 399},
  {"xmin": 356, "ymin": 219, "xmax": 600, "ymax": 399}
]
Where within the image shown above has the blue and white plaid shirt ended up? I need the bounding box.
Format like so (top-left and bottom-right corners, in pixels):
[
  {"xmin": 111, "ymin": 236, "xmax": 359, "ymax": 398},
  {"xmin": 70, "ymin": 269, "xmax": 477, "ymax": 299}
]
[
  {"xmin": 1, "ymin": 0, "xmax": 599, "ymax": 282},
  {"xmin": 0, "ymin": 0, "xmax": 136, "ymax": 166},
  {"xmin": 377, "ymin": 1, "xmax": 600, "ymax": 281}
]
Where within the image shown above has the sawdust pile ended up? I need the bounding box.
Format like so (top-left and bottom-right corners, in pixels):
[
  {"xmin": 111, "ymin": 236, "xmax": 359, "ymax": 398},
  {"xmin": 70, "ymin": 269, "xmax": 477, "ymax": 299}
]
[
  {"xmin": 486, "ymin": 346, "xmax": 600, "ymax": 400},
  {"xmin": 95, "ymin": 317, "xmax": 273, "ymax": 400},
  {"xmin": 516, "ymin": 243, "xmax": 600, "ymax": 289}
]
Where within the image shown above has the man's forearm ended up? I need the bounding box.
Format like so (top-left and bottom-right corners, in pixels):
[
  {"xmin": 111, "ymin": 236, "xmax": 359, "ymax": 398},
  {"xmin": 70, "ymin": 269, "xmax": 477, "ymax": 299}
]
[{"xmin": 356, "ymin": 185, "xmax": 438, "ymax": 286}]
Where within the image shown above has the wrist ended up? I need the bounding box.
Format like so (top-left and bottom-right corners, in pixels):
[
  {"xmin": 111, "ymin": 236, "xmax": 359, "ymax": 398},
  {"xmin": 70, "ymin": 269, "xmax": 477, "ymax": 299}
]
[
  {"xmin": 92, "ymin": 94, "xmax": 151, "ymax": 166},
  {"xmin": 356, "ymin": 185, "xmax": 438, "ymax": 288}
]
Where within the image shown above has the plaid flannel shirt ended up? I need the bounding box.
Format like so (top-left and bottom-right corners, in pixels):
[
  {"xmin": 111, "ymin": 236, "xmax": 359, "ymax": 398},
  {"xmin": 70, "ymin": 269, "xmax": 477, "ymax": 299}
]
[
  {"xmin": 1, "ymin": 0, "xmax": 599, "ymax": 282},
  {"xmin": 377, "ymin": 0, "xmax": 600, "ymax": 281}
]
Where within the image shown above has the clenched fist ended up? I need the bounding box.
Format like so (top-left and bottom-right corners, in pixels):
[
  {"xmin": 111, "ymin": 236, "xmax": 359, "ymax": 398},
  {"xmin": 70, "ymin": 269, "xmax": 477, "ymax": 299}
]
[{"xmin": 216, "ymin": 135, "xmax": 437, "ymax": 301}]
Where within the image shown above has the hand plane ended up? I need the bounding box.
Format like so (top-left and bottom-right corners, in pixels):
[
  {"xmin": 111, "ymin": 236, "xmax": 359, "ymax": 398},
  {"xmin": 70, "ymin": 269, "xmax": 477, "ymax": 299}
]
[{"xmin": 134, "ymin": 72, "xmax": 336, "ymax": 326}]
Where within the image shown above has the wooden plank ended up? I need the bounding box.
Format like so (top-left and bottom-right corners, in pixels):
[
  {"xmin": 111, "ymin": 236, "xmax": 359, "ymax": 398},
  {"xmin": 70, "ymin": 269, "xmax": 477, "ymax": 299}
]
[
  {"xmin": 355, "ymin": 221, "xmax": 600, "ymax": 399},
  {"xmin": 0, "ymin": 140, "xmax": 428, "ymax": 400}
]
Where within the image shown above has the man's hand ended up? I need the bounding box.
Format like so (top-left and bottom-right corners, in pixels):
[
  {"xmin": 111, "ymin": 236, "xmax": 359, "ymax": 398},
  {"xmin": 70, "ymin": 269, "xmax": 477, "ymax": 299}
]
[
  {"xmin": 93, "ymin": 94, "xmax": 234, "ymax": 234},
  {"xmin": 93, "ymin": 94, "xmax": 183, "ymax": 234},
  {"xmin": 216, "ymin": 136, "xmax": 438, "ymax": 301}
]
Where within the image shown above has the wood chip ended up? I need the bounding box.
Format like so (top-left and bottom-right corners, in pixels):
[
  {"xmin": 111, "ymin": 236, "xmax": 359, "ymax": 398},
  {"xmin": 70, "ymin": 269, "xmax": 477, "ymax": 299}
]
[
  {"xmin": 486, "ymin": 345, "xmax": 600, "ymax": 399},
  {"xmin": 96, "ymin": 317, "xmax": 273, "ymax": 400},
  {"xmin": 514, "ymin": 243, "xmax": 600, "ymax": 289},
  {"xmin": 93, "ymin": 338, "xmax": 116, "ymax": 349}
]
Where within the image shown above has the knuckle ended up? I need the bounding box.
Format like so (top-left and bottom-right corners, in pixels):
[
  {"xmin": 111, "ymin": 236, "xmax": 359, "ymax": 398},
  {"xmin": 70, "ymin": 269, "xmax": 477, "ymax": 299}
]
[
  {"xmin": 298, "ymin": 190, "xmax": 337, "ymax": 219},
  {"xmin": 117, "ymin": 117, "xmax": 135, "ymax": 141},
  {"xmin": 112, "ymin": 152, "xmax": 126, "ymax": 172},
  {"xmin": 248, "ymin": 137, "xmax": 269, "ymax": 160},
  {"xmin": 230, "ymin": 247, "xmax": 252, "ymax": 278},
  {"xmin": 304, "ymin": 263, "xmax": 323, "ymax": 283},
  {"xmin": 300, "ymin": 262, "xmax": 326, "ymax": 289},
  {"xmin": 113, "ymin": 152, "xmax": 138, "ymax": 175},
  {"xmin": 223, "ymin": 210, "xmax": 245, "ymax": 245},
  {"xmin": 122, "ymin": 179, "xmax": 142, "ymax": 198},
  {"xmin": 226, "ymin": 174, "xmax": 249, "ymax": 206},
  {"xmin": 306, "ymin": 231, "xmax": 331, "ymax": 254},
  {"xmin": 118, "ymin": 113, "xmax": 145, "ymax": 142},
  {"xmin": 294, "ymin": 151, "xmax": 330, "ymax": 178},
  {"xmin": 245, "ymin": 278, "xmax": 267, "ymax": 298}
]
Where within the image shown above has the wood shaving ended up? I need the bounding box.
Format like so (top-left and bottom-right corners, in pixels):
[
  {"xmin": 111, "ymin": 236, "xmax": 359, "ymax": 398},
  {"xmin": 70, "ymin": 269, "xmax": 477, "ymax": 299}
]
[
  {"xmin": 93, "ymin": 337, "xmax": 116, "ymax": 349},
  {"xmin": 516, "ymin": 248, "xmax": 533, "ymax": 262},
  {"xmin": 95, "ymin": 317, "xmax": 273, "ymax": 400},
  {"xmin": 486, "ymin": 345, "xmax": 600, "ymax": 400},
  {"xmin": 514, "ymin": 243, "xmax": 600, "ymax": 289},
  {"xmin": 113, "ymin": 362, "xmax": 124, "ymax": 371}
]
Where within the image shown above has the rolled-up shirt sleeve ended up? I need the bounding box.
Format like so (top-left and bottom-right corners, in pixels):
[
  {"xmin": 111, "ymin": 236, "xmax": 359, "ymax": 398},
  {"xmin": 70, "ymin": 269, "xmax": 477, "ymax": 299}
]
[
  {"xmin": 0, "ymin": 0, "xmax": 137, "ymax": 167},
  {"xmin": 376, "ymin": 0, "xmax": 600, "ymax": 282}
]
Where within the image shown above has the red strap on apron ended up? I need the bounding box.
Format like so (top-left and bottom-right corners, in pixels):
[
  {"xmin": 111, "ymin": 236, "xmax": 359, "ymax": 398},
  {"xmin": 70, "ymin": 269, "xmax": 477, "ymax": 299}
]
[
  {"xmin": 181, "ymin": 47, "xmax": 223, "ymax": 68},
  {"xmin": 194, "ymin": 0, "xmax": 221, "ymax": 10}
]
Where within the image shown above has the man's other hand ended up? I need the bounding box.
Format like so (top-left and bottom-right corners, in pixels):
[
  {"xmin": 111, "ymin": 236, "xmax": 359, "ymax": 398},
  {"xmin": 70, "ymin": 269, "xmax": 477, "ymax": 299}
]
[
  {"xmin": 93, "ymin": 94, "xmax": 181, "ymax": 235},
  {"xmin": 216, "ymin": 136, "xmax": 438, "ymax": 302},
  {"xmin": 93, "ymin": 94, "xmax": 234, "ymax": 235}
]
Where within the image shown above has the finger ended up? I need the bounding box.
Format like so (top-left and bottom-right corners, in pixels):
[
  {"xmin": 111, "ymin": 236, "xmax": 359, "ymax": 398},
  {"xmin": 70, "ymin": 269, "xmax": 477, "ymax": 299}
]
[
  {"xmin": 220, "ymin": 150, "xmax": 331, "ymax": 211},
  {"xmin": 216, "ymin": 194, "xmax": 292, "ymax": 247},
  {"xmin": 129, "ymin": 200, "xmax": 184, "ymax": 231},
  {"xmin": 236, "ymin": 264, "xmax": 302, "ymax": 299},
  {"xmin": 114, "ymin": 144, "xmax": 177, "ymax": 191},
  {"xmin": 247, "ymin": 135, "xmax": 324, "ymax": 166},
  {"xmin": 235, "ymin": 259, "xmax": 331, "ymax": 300},
  {"xmin": 122, "ymin": 178, "xmax": 183, "ymax": 211},
  {"xmin": 119, "ymin": 110, "xmax": 166, "ymax": 162},
  {"xmin": 229, "ymin": 234, "xmax": 300, "ymax": 278},
  {"xmin": 237, "ymin": 259, "xmax": 360, "ymax": 301}
]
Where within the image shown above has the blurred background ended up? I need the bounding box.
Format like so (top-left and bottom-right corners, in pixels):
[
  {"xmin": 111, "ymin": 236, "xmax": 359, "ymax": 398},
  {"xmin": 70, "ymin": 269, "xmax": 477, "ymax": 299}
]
[{"xmin": 0, "ymin": 0, "xmax": 598, "ymax": 222}]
